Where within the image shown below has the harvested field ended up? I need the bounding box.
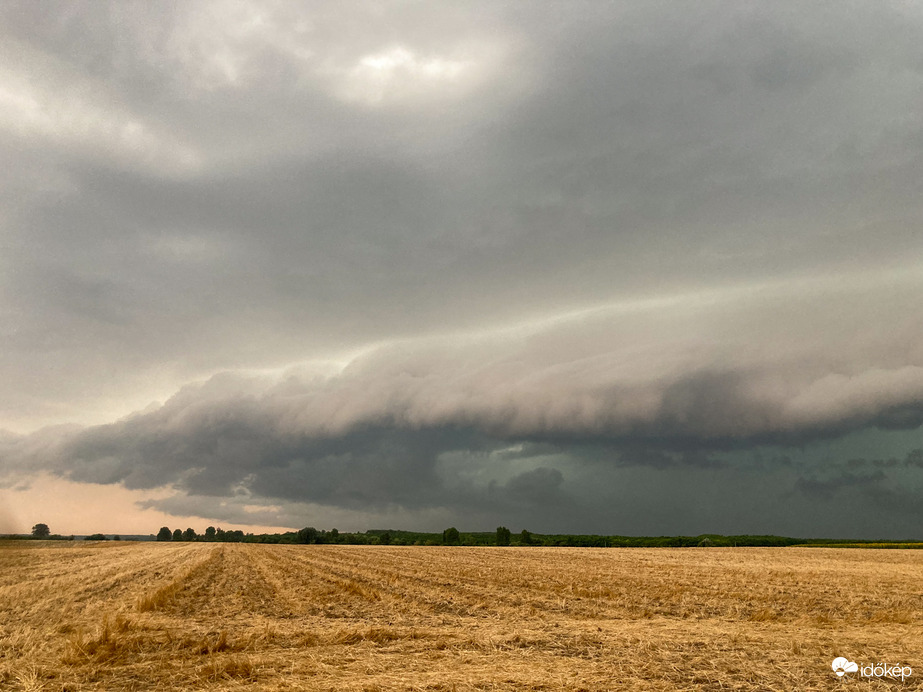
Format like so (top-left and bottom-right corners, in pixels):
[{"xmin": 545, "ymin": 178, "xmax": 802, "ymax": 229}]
[{"xmin": 1, "ymin": 542, "xmax": 921, "ymax": 690}]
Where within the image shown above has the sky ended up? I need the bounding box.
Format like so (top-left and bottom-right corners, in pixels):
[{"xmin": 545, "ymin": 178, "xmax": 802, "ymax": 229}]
[{"xmin": 1, "ymin": 1, "xmax": 922, "ymax": 538}]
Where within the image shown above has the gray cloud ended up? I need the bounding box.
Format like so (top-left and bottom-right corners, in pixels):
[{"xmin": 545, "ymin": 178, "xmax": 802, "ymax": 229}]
[
  {"xmin": 2, "ymin": 273, "xmax": 922, "ymax": 536},
  {"xmin": 794, "ymin": 470, "xmax": 888, "ymax": 502},
  {"xmin": 1, "ymin": 2, "xmax": 922, "ymax": 535}
]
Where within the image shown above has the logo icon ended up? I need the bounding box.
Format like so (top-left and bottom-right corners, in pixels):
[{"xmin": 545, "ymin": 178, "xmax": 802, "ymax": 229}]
[{"xmin": 832, "ymin": 657, "xmax": 858, "ymax": 677}]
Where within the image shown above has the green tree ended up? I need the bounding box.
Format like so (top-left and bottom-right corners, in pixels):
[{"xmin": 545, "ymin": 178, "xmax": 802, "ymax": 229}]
[
  {"xmin": 204, "ymin": 526, "xmax": 216, "ymax": 541},
  {"xmin": 156, "ymin": 526, "xmax": 172, "ymax": 541},
  {"xmin": 183, "ymin": 527, "xmax": 197, "ymax": 542},
  {"xmin": 496, "ymin": 526, "xmax": 511, "ymax": 546},
  {"xmin": 172, "ymin": 528, "xmax": 183, "ymax": 541},
  {"xmin": 31, "ymin": 523, "xmax": 50, "ymax": 539},
  {"xmin": 379, "ymin": 531, "xmax": 391, "ymax": 545},
  {"xmin": 85, "ymin": 533, "xmax": 108, "ymax": 541},
  {"xmin": 442, "ymin": 527, "xmax": 460, "ymax": 545},
  {"xmin": 297, "ymin": 527, "xmax": 318, "ymax": 544},
  {"xmin": 520, "ymin": 529, "xmax": 533, "ymax": 545}
]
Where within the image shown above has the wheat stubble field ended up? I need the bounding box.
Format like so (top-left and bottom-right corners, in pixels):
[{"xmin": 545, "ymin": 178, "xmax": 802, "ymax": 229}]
[{"xmin": 1, "ymin": 542, "xmax": 921, "ymax": 691}]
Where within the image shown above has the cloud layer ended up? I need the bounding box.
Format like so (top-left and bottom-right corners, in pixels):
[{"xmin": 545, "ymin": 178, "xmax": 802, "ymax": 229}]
[
  {"xmin": 1, "ymin": 2, "xmax": 922, "ymax": 535},
  {"xmin": 4, "ymin": 267, "xmax": 923, "ymax": 536}
]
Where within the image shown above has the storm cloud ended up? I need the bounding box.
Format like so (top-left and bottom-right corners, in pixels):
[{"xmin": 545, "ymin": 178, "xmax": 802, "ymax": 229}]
[{"xmin": 1, "ymin": 1, "xmax": 922, "ymax": 536}]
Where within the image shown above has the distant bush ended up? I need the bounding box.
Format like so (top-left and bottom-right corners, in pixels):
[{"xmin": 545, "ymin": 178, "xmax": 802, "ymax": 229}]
[
  {"xmin": 496, "ymin": 526, "xmax": 511, "ymax": 546},
  {"xmin": 85, "ymin": 534, "xmax": 108, "ymax": 541}
]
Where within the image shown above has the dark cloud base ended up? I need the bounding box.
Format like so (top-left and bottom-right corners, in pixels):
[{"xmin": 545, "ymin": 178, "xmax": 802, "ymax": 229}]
[{"xmin": 3, "ymin": 361, "xmax": 921, "ymax": 538}]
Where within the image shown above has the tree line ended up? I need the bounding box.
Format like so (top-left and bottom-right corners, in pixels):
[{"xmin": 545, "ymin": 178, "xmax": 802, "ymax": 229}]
[
  {"xmin": 0, "ymin": 524, "xmax": 118, "ymax": 541},
  {"xmin": 151, "ymin": 525, "xmax": 822, "ymax": 547},
  {"xmin": 18, "ymin": 522, "xmax": 909, "ymax": 547},
  {"xmin": 153, "ymin": 525, "xmax": 523, "ymax": 545}
]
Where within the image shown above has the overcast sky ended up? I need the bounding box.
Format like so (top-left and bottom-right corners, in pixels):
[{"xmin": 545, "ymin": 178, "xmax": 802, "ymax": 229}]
[{"xmin": 1, "ymin": 1, "xmax": 922, "ymax": 538}]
